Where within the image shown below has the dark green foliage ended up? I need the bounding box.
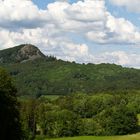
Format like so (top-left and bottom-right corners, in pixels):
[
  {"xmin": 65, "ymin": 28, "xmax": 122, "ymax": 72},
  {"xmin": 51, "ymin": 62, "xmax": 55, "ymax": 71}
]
[
  {"xmin": 98, "ymin": 105, "xmax": 138, "ymax": 135},
  {"xmin": 20, "ymin": 93, "xmax": 139, "ymax": 138},
  {"xmin": 0, "ymin": 44, "xmax": 140, "ymax": 97},
  {"xmin": 55, "ymin": 94, "xmax": 138, "ymax": 136},
  {"xmin": 127, "ymin": 94, "xmax": 140, "ymax": 114},
  {"xmin": 0, "ymin": 67, "xmax": 23, "ymax": 140},
  {"xmin": 1, "ymin": 59, "xmax": 140, "ymax": 97}
]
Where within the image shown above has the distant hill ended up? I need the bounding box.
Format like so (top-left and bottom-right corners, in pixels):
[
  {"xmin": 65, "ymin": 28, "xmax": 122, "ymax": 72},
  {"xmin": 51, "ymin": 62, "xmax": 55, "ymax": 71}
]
[
  {"xmin": 0, "ymin": 44, "xmax": 140, "ymax": 97},
  {"xmin": 0, "ymin": 44, "xmax": 46, "ymax": 63}
]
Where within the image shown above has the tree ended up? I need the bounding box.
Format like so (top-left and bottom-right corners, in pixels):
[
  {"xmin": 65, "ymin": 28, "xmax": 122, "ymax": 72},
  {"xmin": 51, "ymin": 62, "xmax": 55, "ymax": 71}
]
[
  {"xmin": 39, "ymin": 109, "xmax": 79, "ymax": 137},
  {"xmin": 0, "ymin": 67, "xmax": 23, "ymax": 140},
  {"xmin": 78, "ymin": 118, "xmax": 102, "ymax": 136},
  {"xmin": 20, "ymin": 99, "xmax": 39, "ymax": 140},
  {"xmin": 98, "ymin": 105, "xmax": 138, "ymax": 135}
]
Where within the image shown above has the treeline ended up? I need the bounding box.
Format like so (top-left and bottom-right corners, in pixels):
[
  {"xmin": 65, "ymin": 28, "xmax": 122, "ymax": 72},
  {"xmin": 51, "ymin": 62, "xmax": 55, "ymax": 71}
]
[
  {"xmin": 1, "ymin": 66, "xmax": 140, "ymax": 140},
  {"xmin": 2, "ymin": 60, "xmax": 140, "ymax": 97},
  {"xmin": 20, "ymin": 93, "xmax": 140, "ymax": 139}
]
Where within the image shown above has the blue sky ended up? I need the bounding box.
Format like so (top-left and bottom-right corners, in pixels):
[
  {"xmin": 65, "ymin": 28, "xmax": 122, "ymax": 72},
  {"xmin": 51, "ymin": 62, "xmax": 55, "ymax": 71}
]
[
  {"xmin": 106, "ymin": 1, "xmax": 140, "ymax": 27},
  {"xmin": 32, "ymin": 0, "xmax": 140, "ymax": 25},
  {"xmin": 32, "ymin": 0, "xmax": 140, "ymax": 66},
  {"xmin": 0, "ymin": 0, "xmax": 140, "ymax": 68}
]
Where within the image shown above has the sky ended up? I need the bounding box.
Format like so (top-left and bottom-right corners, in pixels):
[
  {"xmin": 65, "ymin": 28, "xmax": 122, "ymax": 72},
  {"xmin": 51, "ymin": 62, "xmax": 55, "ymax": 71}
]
[{"xmin": 0, "ymin": 0, "xmax": 140, "ymax": 68}]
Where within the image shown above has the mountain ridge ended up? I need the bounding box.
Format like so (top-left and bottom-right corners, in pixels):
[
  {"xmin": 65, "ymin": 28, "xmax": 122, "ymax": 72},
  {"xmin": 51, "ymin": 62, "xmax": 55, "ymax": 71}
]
[
  {"xmin": 0, "ymin": 44, "xmax": 46, "ymax": 63},
  {"xmin": 0, "ymin": 44, "xmax": 140, "ymax": 97}
]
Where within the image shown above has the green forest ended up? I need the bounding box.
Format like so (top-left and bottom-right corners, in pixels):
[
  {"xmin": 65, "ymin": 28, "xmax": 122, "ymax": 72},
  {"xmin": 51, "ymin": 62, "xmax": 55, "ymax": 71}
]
[
  {"xmin": 1, "ymin": 45, "xmax": 140, "ymax": 97},
  {"xmin": 20, "ymin": 93, "xmax": 140, "ymax": 139},
  {"xmin": 0, "ymin": 45, "xmax": 140, "ymax": 140}
]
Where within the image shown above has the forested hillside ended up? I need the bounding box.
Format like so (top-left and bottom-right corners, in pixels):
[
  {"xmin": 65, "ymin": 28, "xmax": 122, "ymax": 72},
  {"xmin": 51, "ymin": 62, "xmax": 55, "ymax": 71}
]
[
  {"xmin": 0, "ymin": 44, "xmax": 140, "ymax": 97},
  {"xmin": 1, "ymin": 45, "xmax": 140, "ymax": 139}
]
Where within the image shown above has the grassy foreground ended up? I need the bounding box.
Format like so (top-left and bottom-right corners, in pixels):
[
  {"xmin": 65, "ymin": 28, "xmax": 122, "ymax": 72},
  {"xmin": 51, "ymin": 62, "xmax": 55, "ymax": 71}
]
[{"xmin": 35, "ymin": 133, "xmax": 140, "ymax": 140}]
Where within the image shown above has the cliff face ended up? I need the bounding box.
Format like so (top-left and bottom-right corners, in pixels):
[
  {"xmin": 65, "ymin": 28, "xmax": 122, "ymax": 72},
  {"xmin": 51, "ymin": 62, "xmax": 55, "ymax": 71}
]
[
  {"xmin": 17, "ymin": 44, "xmax": 46, "ymax": 62},
  {"xmin": 0, "ymin": 44, "xmax": 46, "ymax": 63}
]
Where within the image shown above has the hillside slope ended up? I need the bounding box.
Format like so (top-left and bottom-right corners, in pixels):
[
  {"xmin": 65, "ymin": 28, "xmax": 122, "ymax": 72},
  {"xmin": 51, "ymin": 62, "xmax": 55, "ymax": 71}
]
[
  {"xmin": 0, "ymin": 44, "xmax": 46, "ymax": 63},
  {"xmin": 0, "ymin": 44, "xmax": 140, "ymax": 97}
]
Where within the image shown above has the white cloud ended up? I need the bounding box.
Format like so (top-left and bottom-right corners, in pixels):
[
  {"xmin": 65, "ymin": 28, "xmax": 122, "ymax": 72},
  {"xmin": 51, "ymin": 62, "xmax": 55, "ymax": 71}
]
[
  {"xmin": 46, "ymin": 0, "xmax": 140, "ymax": 44},
  {"xmin": 0, "ymin": 0, "xmax": 48, "ymax": 29},
  {"xmin": 66, "ymin": 0, "xmax": 106, "ymax": 22},
  {"xmin": 110, "ymin": 0, "xmax": 140, "ymax": 13},
  {"xmin": 86, "ymin": 14, "xmax": 140, "ymax": 44},
  {"xmin": 90, "ymin": 51, "xmax": 140, "ymax": 68},
  {"xmin": 46, "ymin": 0, "xmax": 107, "ymax": 34},
  {"xmin": 0, "ymin": 0, "xmax": 139, "ymax": 68},
  {"xmin": 0, "ymin": 0, "xmax": 140, "ymax": 44},
  {"xmin": 102, "ymin": 51, "xmax": 130, "ymax": 65}
]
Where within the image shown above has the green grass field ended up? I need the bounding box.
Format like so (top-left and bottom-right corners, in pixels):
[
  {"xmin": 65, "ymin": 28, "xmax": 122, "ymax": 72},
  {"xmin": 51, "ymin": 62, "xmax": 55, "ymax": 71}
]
[{"xmin": 35, "ymin": 133, "xmax": 140, "ymax": 140}]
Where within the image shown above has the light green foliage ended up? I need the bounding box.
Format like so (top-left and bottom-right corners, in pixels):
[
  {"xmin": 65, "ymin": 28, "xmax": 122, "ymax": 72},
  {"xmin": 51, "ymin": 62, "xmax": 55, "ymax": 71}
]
[
  {"xmin": 37, "ymin": 105, "xmax": 79, "ymax": 137},
  {"xmin": 20, "ymin": 99, "xmax": 39, "ymax": 139},
  {"xmin": 137, "ymin": 114, "xmax": 140, "ymax": 125},
  {"xmin": 78, "ymin": 118, "xmax": 102, "ymax": 136},
  {"xmin": 20, "ymin": 93, "xmax": 139, "ymax": 138}
]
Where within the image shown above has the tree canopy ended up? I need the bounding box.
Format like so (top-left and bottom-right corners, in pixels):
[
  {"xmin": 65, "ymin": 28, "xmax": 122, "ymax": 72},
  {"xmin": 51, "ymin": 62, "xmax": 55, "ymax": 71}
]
[{"xmin": 0, "ymin": 67, "xmax": 23, "ymax": 140}]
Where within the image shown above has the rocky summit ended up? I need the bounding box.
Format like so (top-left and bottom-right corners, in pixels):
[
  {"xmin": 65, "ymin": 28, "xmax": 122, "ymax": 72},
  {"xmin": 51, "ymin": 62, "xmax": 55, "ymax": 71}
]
[{"xmin": 0, "ymin": 44, "xmax": 46, "ymax": 63}]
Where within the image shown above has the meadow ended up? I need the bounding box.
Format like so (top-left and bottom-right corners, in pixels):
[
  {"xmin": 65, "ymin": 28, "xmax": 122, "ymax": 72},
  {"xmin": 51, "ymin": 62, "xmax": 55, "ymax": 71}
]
[{"xmin": 36, "ymin": 133, "xmax": 140, "ymax": 140}]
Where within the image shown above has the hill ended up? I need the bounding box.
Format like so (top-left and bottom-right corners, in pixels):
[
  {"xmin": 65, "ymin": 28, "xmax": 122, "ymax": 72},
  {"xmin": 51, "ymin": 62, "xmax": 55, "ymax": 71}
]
[
  {"xmin": 0, "ymin": 44, "xmax": 140, "ymax": 97},
  {"xmin": 0, "ymin": 44, "xmax": 46, "ymax": 63}
]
